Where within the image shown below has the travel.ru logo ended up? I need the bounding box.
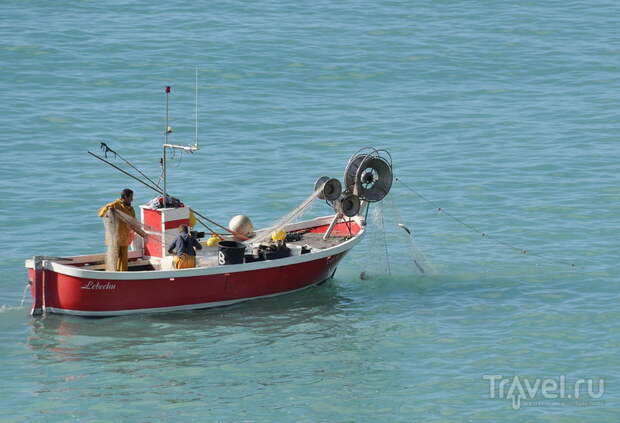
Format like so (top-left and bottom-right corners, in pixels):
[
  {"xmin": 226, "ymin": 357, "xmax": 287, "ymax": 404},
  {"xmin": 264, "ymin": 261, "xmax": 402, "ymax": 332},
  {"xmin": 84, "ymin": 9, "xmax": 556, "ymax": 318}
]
[{"xmin": 483, "ymin": 375, "xmax": 605, "ymax": 410}]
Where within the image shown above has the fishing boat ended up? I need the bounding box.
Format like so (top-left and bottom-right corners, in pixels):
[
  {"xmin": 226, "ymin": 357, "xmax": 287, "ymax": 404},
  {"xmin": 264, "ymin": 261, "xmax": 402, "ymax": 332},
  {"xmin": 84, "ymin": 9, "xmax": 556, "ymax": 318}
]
[{"xmin": 24, "ymin": 89, "xmax": 393, "ymax": 317}]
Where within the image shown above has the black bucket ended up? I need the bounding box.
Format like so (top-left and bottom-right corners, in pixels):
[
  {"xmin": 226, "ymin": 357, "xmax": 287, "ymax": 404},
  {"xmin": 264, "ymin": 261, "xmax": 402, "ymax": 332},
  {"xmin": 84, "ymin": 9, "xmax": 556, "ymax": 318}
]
[{"xmin": 218, "ymin": 241, "xmax": 246, "ymax": 265}]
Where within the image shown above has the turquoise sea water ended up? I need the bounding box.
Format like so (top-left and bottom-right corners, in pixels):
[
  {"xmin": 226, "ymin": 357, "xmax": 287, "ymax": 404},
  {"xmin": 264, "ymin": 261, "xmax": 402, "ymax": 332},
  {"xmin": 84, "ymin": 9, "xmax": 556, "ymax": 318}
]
[{"xmin": 1, "ymin": 0, "xmax": 619, "ymax": 421}]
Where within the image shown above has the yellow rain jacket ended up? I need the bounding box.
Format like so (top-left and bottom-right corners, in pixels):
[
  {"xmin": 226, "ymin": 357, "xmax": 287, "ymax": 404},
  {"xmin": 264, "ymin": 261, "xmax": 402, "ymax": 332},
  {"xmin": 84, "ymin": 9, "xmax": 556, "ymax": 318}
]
[{"xmin": 98, "ymin": 199, "xmax": 136, "ymax": 247}]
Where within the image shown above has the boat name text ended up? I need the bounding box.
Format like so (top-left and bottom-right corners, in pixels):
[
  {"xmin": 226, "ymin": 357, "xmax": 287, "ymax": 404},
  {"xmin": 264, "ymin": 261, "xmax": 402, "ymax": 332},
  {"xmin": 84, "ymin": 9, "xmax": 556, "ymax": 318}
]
[{"xmin": 81, "ymin": 281, "xmax": 117, "ymax": 290}]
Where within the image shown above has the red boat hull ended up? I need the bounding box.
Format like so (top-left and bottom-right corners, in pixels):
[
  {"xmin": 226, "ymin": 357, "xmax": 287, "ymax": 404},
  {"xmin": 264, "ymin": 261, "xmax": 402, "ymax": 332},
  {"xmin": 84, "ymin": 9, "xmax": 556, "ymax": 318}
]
[
  {"xmin": 27, "ymin": 252, "xmax": 345, "ymax": 316},
  {"xmin": 26, "ymin": 216, "xmax": 364, "ymax": 316}
]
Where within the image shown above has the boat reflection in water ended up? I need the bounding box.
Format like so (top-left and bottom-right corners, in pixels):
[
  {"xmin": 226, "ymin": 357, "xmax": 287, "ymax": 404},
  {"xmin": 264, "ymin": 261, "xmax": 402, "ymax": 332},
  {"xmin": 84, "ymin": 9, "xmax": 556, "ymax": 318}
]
[{"xmin": 26, "ymin": 282, "xmax": 350, "ymax": 364}]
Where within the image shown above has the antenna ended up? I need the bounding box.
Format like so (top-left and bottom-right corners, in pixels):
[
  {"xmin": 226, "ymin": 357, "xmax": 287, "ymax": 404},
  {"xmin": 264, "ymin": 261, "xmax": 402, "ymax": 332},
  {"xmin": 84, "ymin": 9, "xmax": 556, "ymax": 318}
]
[
  {"xmin": 194, "ymin": 66, "xmax": 199, "ymax": 149},
  {"xmin": 163, "ymin": 86, "xmax": 171, "ymax": 206}
]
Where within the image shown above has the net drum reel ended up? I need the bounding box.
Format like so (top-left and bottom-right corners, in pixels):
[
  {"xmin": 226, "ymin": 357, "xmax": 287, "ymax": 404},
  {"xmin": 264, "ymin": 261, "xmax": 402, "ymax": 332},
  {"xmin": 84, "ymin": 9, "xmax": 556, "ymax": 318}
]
[
  {"xmin": 314, "ymin": 176, "xmax": 342, "ymax": 202},
  {"xmin": 344, "ymin": 148, "xmax": 393, "ymax": 203},
  {"xmin": 322, "ymin": 191, "xmax": 362, "ymax": 240},
  {"xmin": 334, "ymin": 192, "xmax": 361, "ymax": 218}
]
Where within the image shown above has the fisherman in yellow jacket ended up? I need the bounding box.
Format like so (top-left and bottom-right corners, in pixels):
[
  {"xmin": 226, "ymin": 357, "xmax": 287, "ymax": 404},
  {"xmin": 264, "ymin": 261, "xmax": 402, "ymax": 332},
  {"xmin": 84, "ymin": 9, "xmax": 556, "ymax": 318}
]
[{"xmin": 98, "ymin": 188, "xmax": 137, "ymax": 271}]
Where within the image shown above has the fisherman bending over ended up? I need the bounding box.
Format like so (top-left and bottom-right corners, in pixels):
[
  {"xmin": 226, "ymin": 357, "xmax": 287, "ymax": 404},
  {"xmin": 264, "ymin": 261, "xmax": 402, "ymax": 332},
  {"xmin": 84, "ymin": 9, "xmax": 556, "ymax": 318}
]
[
  {"xmin": 98, "ymin": 188, "xmax": 140, "ymax": 271},
  {"xmin": 168, "ymin": 224, "xmax": 203, "ymax": 269}
]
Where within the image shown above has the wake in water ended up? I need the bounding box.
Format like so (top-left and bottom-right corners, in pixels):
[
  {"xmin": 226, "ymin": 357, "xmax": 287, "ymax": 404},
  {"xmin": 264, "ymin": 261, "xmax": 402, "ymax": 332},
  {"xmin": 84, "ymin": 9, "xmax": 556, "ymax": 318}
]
[{"xmin": 0, "ymin": 304, "xmax": 29, "ymax": 316}]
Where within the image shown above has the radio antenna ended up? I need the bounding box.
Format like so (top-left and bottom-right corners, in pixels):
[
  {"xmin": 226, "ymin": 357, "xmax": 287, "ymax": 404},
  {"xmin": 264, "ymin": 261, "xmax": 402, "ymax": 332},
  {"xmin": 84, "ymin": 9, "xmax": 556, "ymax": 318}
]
[{"xmin": 194, "ymin": 66, "xmax": 199, "ymax": 149}]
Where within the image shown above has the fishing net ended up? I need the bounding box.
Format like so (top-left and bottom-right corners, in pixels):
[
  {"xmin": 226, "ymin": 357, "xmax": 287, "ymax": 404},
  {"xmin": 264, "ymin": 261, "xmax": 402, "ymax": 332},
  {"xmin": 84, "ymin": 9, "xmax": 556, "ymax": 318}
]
[
  {"xmin": 103, "ymin": 208, "xmax": 162, "ymax": 271},
  {"xmin": 102, "ymin": 209, "xmax": 120, "ymax": 271},
  {"xmin": 113, "ymin": 209, "xmax": 148, "ymax": 239},
  {"xmin": 387, "ymin": 195, "xmax": 435, "ymax": 274},
  {"xmin": 363, "ymin": 201, "xmax": 390, "ymax": 276},
  {"xmin": 359, "ymin": 196, "xmax": 435, "ymax": 279}
]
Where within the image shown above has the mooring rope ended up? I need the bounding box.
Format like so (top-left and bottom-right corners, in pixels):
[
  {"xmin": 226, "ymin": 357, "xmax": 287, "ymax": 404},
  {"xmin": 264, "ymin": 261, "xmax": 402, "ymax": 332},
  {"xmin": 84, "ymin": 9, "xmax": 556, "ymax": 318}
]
[{"xmin": 394, "ymin": 177, "xmax": 576, "ymax": 268}]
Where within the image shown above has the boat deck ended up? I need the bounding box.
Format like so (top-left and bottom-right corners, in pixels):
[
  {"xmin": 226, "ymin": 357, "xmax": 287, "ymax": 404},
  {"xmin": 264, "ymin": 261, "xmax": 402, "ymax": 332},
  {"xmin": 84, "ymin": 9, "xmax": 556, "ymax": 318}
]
[
  {"xmin": 25, "ymin": 213, "xmax": 362, "ymax": 273},
  {"xmin": 285, "ymin": 232, "xmax": 350, "ymax": 250},
  {"xmin": 33, "ymin": 232, "xmax": 353, "ymax": 272}
]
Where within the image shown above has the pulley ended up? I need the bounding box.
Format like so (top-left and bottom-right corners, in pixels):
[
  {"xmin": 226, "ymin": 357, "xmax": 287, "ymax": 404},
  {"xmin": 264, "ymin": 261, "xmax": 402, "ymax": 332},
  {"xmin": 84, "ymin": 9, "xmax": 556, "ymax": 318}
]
[
  {"xmin": 344, "ymin": 150, "xmax": 393, "ymax": 202},
  {"xmin": 335, "ymin": 193, "xmax": 361, "ymax": 217},
  {"xmin": 314, "ymin": 176, "xmax": 342, "ymax": 202}
]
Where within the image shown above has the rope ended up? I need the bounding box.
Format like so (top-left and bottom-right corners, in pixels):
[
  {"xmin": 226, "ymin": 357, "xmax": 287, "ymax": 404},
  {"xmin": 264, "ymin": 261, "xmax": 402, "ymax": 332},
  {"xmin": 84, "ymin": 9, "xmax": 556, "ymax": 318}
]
[
  {"xmin": 394, "ymin": 177, "xmax": 576, "ymax": 268},
  {"xmin": 251, "ymin": 188, "xmax": 322, "ymax": 245},
  {"xmin": 100, "ymin": 143, "xmax": 161, "ymax": 189},
  {"xmin": 91, "ymin": 148, "xmax": 237, "ymax": 240},
  {"xmin": 387, "ymin": 195, "xmax": 434, "ymax": 274}
]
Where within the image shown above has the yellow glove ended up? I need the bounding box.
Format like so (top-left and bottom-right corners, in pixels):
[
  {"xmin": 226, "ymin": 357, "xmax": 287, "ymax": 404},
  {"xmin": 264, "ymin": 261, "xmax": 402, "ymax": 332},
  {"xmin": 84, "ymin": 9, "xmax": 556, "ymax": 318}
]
[
  {"xmin": 206, "ymin": 234, "xmax": 222, "ymax": 247},
  {"xmin": 271, "ymin": 229, "xmax": 287, "ymax": 242}
]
